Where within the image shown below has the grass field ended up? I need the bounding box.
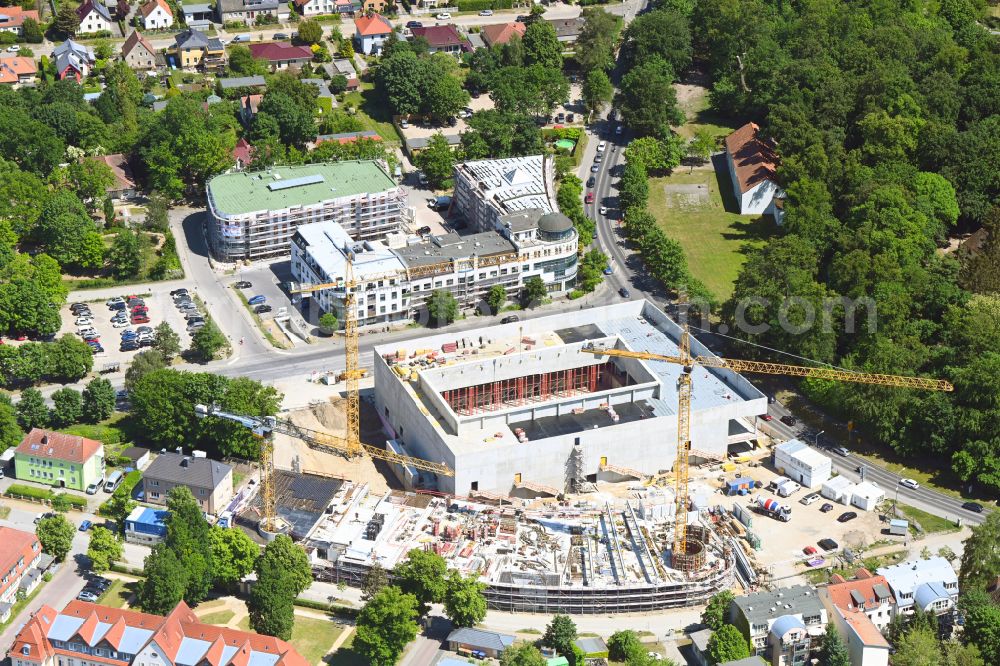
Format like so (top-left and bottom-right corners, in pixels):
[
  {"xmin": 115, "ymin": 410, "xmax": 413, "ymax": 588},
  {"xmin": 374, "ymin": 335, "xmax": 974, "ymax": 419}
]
[
  {"xmin": 325, "ymin": 632, "xmax": 366, "ymax": 666},
  {"xmin": 648, "ymin": 167, "xmax": 775, "ymax": 300},
  {"xmin": 99, "ymin": 579, "xmax": 138, "ymax": 609},
  {"xmin": 897, "ymin": 504, "xmax": 960, "ymax": 534},
  {"xmin": 290, "ymin": 617, "xmax": 345, "ymax": 665},
  {"xmin": 340, "ymin": 87, "xmax": 401, "ymax": 144},
  {"xmin": 199, "ymin": 609, "xmax": 237, "ymax": 626}
]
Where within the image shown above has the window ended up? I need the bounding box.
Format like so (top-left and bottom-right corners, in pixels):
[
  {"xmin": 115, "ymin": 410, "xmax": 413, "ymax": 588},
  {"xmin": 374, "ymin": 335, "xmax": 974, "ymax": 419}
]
[{"xmin": 151, "ymin": 481, "xmax": 159, "ymax": 487}]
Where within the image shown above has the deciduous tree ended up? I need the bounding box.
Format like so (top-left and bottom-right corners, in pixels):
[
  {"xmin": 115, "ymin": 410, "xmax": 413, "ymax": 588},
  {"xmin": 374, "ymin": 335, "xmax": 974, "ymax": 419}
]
[
  {"xmin": 582, "ymin": 69, "xmax": 613, "ymax": 117},
  {"xmin": 82, "ymin": 377, "xmax": 116, "ymax": 422},
  {"xmin": 893, "ymin": 626, "xmax": 941, "ymax": 666},
  {"xmin": 707, "ymin": 625, "xmax": 750, "ymax": 664},
  {"xmin": 189, "ymin": 320, "xmax": 228, "ymax": 362},
  {"xmin": 16, "ymin": 388, "xmax": 48, "ymax": 430},
  {"xmin": 393, "ymin": 548, "xmax": 447, "ymax": 613},
  {"xmin": 425, "ymin": 290, "xmax": 458, "ymax": 327},
  {"xmin": 87, "ymin": 526, "xmax": 123, "ymax": 572},
  {"xmin": 959, "ymin": 511, "xmax": 1000, "ymax": 591},
  {"xmin": 165, "ymin": 486, "xmax": 214, "ymax": 605},
  {"xmin": 816, "ymin": 623, "xmax": 850, "ymax": 666},
  {"xmin": 486, "ymin": 284, "xmax": 507, "ymax": 314},
  {"xmin": 361, "ymin": 561, "xmax": 388, "ymax": 601},
  {"xmin": 701, "ymin": 590, "xmax": 734, "ymax": 630},
  {"xmin": 36, "ymin": 514, "xmax": 75, "ymax": 562},
  {"xmin": 50, "ymin": 387, "xmax": 83, "ymax": 427},
  {"xmin": 522, "ymin": 21, "xmax": 562, "ymax": 69},
  {"xmin": 0, "ymin": 394, "xmax": 21, "ymax": 451},
  {"xmin": 443, "ymin": 571, "xmax": 487, "ymax": 628},
  {"xmin": 607, "ymin": 630, "xmax": 642, "ymax": 662},
  {"xmin": 297, "ymin": 19, "xmax": 323, "ymax": 45},
  {"xmin": 522, "ymin": 276, "xmax": 547, "ymax": 307},
  {"xmin": 575, "ymin": 9, "xmax": 621, "ymax": 74},
  {"xmin": 414, "ymin": 133, "xmax": 455, "ymax": 189},
  {"xmin": 107, "ymin": 228, "xmax": 144, "ymax": 279},
  {"xmin": 542, "ymin": 614, "xmax": 577, "ymax": 657},
  {"xmin": 138, "ymin": 544, "xmax": 187, "ymax": 614},
  {"xmin": 500, "ymin": 643, "xmax": 547, "ymax": 666},
  {"xmin": 355, "ymin": 586, "xmax": 419, "ymax": 666},
  {"xmin": 208, "ymin": 525, "xmax": 259, "ymax": 591},
  {"xmin": 615, "ymin": 58, "xmax": 684, "ymax": 136}
]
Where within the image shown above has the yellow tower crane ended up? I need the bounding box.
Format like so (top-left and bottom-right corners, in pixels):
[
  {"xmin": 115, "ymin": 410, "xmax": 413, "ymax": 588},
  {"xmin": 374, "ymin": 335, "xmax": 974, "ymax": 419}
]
[{"xmin": 581, "ymin": 325, "xmax": 953, "ymax": 566}]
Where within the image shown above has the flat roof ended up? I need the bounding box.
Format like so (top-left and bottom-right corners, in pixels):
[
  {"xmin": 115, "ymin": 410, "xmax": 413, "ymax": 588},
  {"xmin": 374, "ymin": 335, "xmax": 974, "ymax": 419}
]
[
  {"xmin": 296, "ymin": 222, "xmax": 404, "ymax": 281},
  {"xmin": 775, "ymin": 439, "xmax": 830, "ymax": 468},
  {"xmin": 207, "ymin": 161, "xmax": 396, "ymax": 217},
  {"xmin": 396, "ymin": 231, "xmax": 516, "ymax": 267},
  {"xmin": 455, "ymin": 155, "xmax": 553, "ymax": 216},
  {"xmin": 733, "ymin": 584, "xmax": 824, "ymax": 625}
]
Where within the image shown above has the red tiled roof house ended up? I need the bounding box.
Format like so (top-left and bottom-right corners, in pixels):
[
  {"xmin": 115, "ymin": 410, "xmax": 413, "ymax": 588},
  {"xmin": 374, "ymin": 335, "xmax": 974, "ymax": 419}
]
[
  {"xmin": 14, "ymin": 429, "xmax": 105, "ymax": 492},
  {"xmin": 140, "ymin": 0, "xmax": 174, "ymax": 30},
  {"xmin": 410, "ymin": 25, "xmax": 467, "ymax": 55},
  {"xmin": 0, "ymin": 6, "xmax": 40, "ymax": 36},
  {"xmin": 248, "ymin": 42, "xmax": 312, "ymax": 71},
  {"xmin": 87, "ymin": 154, "xmax": 137, "ymax": 200},
  {"xmin": 0, "ymin": 56, "xmax": 37, "ymax": 86},
  {"xmin": 481, "ymin": 21, "xmax": 524, "ymax": 47},
  {"xmin": 818, "ymin": 569, "xmax": 894, "ymax": 666},
  {"xmin": 354, "ymin": 13, "xmax": 392, "ymax": 55},
  {"xmin": 0, "ymin": 527, "xmax": 43, "ymax": 613},
  {"xmin": 724, "ymin": 121, "xmax": 784, "ymax": 221},
  {"xmin": 10, "ymin": 601, "xmax": 308, "ymax": 666}
]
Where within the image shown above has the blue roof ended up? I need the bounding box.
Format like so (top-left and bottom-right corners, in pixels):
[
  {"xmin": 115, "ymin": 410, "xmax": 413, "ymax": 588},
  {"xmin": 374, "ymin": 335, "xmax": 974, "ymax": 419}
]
[
  {"xmin": 890, "ymin": 519, "xmax": 908, "ymax": 527},
  {"xmin": 128, "ymin": 506, "xmax": 170, "ymax": 526},
  {"xmin": 770, "ymin": 614, "xmax": 805, "ymax": 638},
  {"xmin": 914, "ymin": 581, "xmax": 951, "ymax": 610}
]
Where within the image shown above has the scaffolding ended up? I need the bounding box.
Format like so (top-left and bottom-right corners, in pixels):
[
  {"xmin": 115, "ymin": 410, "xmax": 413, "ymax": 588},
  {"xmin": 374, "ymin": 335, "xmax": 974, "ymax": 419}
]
[{"xmin": 442, "ymin": 363, "xmax": 607, "ymax": 415}]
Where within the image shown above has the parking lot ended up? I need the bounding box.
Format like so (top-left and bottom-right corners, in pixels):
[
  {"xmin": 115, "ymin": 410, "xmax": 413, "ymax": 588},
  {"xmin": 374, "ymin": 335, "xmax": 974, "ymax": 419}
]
[{"xmin": 61, "ymin": 287, "xmax": 201, "ymax": 365}]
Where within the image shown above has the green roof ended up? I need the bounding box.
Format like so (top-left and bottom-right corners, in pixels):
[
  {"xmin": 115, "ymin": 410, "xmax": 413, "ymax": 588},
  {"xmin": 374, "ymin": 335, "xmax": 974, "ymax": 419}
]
[{"xmin": 207, "ymin": 161, "xmax": 396, "ymax": 217}]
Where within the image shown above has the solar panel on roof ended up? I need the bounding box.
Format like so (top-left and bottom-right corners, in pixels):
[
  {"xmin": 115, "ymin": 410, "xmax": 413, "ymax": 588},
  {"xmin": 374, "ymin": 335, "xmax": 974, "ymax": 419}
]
[{"xmin": 267, "ymin": 174, "xmax": 325, "ymax": 191}]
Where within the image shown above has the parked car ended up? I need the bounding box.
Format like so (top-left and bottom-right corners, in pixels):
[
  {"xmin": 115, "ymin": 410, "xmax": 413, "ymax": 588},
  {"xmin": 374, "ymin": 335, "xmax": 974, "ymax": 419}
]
[
  {"xmin": 501, "ymin": 315, "xmax": 519, "ymax": 324},
  {"xmin": 86, "ymin": 480, "xmax": 103, "ymax": 495},
  {"xmin": 109, "ymin": 302, "xmax": 126, "ymax": 311},
  {"xmin": 169, "ymin": 288, "xmax": 188, "ymax": 297},
  {"xmin": 88, "ymin": 344, "xmax": 104, "ymax": 354},
  {"xmin": 800, "ymin": 492, "xmax": 821, "ymax": 505},
  {"xmin": 837, "ymin": 511, "xmax": 858, "ymax": 523},
  {"xmin": 7, "ymin": 45, "xmax": 21, "ymax": 52},
  {"xmin": 79, "ymin": 520, "xmax": 92, "ymax": 532},
  {"xmin": 273, "ymin": 32, "xmax": 288, "ymax": 40},
  {"xmin": 136, "ymin": 326, "xmax": 153, "ymax": 334},
  {"xmin": 234, "ymin": 281, "xmax": 252, "ymax": 289},
  {"xmin": 760, "ymin": 413, "xmax": 773, "ymax": 421},
  {"xmin": 820, "ymin": 503, "xmax": 834, "ymax": 513},
  {"xmin": 130, "ymin": 315, "xmax": 150, "ymax": 324},
  {"xmin": 75, "ymin": 317, "xmax": 93, "ymax": 326},
  {"xmin": 406, "ymin": 20, "xmax": 423, "ymax": 28},
  {"xmin": 416, "ymin": 225, "xmax": 432, "ymax": 235},
  {"xmin": 590, "ymin": 164, "xmax": 600, "ymax": 173},
  {"xmin": 106, "ymin": 297, "xmax": 125, "ymax": 306},
  {"xmin": 232, "ymin": 34, "xmax": 249, "ymax": 43},
  {"xmin": 780, "ymin": 414, "xmax": 797, "ymax": 426},
  {"xmin": 619, "ymin": 287, "xmax": 630, "ymax": 298},
  {"xmin": 112, "ymin": 319, "xmax": 129, "ymax": 328},
  {"xmin": 436, "ymin": 12, "xmax": 451, "ymax": 19},
  {"xmin": 599, "ymin": 206, "xmax": 608, "ymax": 216},
  {"xmin": 77, "ymin": 590, "xmax": 99, "ymax": 602},
  {"xmin": 899, "ymin": 478, "xmax": 920, "ymax": 490},
  {"xmin": 248, "ymin": 295, "xmax": 267, "ymax": 306},
  {"xmin": 603, "ymin": 266, "xmax": 613, "ymax": 275},
  {"xmin": 818, "ymin": 538, "xmax": 839, "ymax": 551},
  {"xmin": 586, "ymin": 176, "xmax": 595, "ymax": 188},
  {"xmin": 597, "ymin": 141, "xmax": 607, "ymax": 152},
  {"xmin": 615, "ymin": 124, "xmax": 623, "ymax": 135},
  {"xmin": 585, "ymin": 192, "xmax": 595, "ymax": 204},
  {"xmin": 479, "ymin": 8, "xmax": 493, "ymax": 15},
  {"xmin": 254, "ymin": 305, "xmax": 272, "ymax": 314},
  {"xmin": 962, "ymin": 501, "xmax": 984, "ymax": 513},
  {"xmin": 803, "ymin": 545, "xmax": 817, "ymax": 555}
]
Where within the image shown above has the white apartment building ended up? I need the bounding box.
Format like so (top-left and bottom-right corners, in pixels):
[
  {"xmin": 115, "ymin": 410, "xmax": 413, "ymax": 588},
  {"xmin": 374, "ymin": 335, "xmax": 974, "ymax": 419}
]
[
  {"xmin": 206, "ymin": 161, "xmax": 405, "ymax": 261},
  {"xmin": 290, "ymin": 210, "xmax": 576, "ymax": 327},
  {"xmin": 877, "ymin": 557, "xmax": 959, "ymax": 616}
]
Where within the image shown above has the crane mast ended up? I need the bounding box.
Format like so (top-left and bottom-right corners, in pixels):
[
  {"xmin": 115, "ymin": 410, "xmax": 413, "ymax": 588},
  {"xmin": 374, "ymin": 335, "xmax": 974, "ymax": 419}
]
[
  {"xmin": 582, "ymin": 328, "xmax": 952, "ymax": 567},
  {"xmin": 343, "ymin": 254, "xmax": 361, "ymax": 456}
]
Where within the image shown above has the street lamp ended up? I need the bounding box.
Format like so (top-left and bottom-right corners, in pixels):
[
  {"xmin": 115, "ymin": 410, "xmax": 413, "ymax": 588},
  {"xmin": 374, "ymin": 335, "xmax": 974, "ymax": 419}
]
[{"xmin": 812, "ymin": 430, "xmax": 825, "ymax": 447}]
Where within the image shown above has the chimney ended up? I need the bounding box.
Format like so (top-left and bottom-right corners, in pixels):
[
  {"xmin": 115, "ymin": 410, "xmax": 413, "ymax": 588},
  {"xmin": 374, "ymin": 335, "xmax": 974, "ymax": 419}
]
[
  {"xmin": 181, "ymin": 457, "xmax": 190, "ymax": 468},
  {"xmin": 176, "ymin": 446, "xmax": 183, "ymax": 455}
]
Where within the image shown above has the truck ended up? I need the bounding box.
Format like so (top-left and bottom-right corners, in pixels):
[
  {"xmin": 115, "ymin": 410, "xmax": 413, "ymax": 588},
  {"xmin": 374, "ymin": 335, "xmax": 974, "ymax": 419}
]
[{"xmin": 755, "ymin": 497, "xmax": 792, "ymax": 522}]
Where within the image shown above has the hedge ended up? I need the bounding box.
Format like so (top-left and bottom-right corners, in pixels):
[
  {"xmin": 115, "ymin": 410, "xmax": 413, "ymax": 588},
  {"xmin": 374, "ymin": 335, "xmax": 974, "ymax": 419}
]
[
  {"xmin": 6, "ymin": 484, "xmax": 53, "ymax": 501},
  {"xmin": 293, "ymin": 596, "xmax": 359, "ymax": 618},
  {"xmin": 455, "ymin": 0, "xmax": 513, "ymax": 10}
]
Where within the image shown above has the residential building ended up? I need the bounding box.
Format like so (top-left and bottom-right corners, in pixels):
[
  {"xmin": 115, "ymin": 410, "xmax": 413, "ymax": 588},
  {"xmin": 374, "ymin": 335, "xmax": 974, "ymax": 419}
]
[
  {"xmin": 232, "ymin": 137, "xmax": 253, "ymax": 170},
  {"xmin": 0, "ymin": 528, "xmax": 42, "ymax": 609},
  {"xmin": 53, "ymin": 39, "xmax": 94, "ymax": 81},
  {"xmin": 730, "ymin": 585, "xmax": 827, "ymax": 663},
  {"xmin": 354, "ymin": 13, "xmax": 392, "ymax": 55},
  {"xmin": 326, "ymin": 58, "xmax": 359, "ymax": 89},
  {"xmin": 546, "ymin": 17, "xmax": 585, "ymax": 44},
  {"xmin": 238, "ymin": 93, "xmax": 263, "ymax": 126},
  {"xmin": 121, "ymin": 30, "xmax": 159, "ymax": 70},
  {"xmin": 207, "ymin": 161, "xmax": 405, "ymax": 261},
  {"xmin": 10, "ymin": 600, "xmax": 308, "ymax": 666},
  {"xmin": 720, "ymin": 660, "xmax": 767, "ymax": 666},
  {"xmin": 216, "ymin": 0, "xmax": 289, "ymax": 25},
  {"xmin": 124, "ymin": 506, "xmax": 168, "ymax": 545},
  {"xmin": 819, "ymin": 569, "xmax": 896, "ymax": 632},
  {"xmin": 360, "ymin": 0, "xmax": 387, "ymax": 12},
  {"xmin": 0, "ymin": 56, "xmax": 37, "ymax": 86},
  {"xmin": 829, "ymin": 606, "xmax": 890, "ymax": 666},
  {"xmin": 169, "ymin": 28, "xmax": 225, "ymax": 71},
  {"xmin": 689, "ymin": 628, "xmax": 713, "ymax": 666},
  {"xmin": 877, "ymin": 557, "xmax": 959, "ymax": 619},
  {"xmin": 0, "ymin": 7, "xmax": 40, "ymax": 36},
  {"xmin": 481, "ymin": 21, "xmax": 525, "ymax": 47},
  {"xmin": 302, "ymin": 78, "xmax": 333, "ymax": 102},
  {"xmin": 293, "ymin": 0, "xmax": 336, "ymax": 15},
  {"xmin": 142, "ymin": 453, "xmax": 233, "ymax": 515},
  {"xmin": 120, "ymin": 447, "xmax": 151, "ymax": 470},
  {"xmin": 76, "ymin": 0, "xmax": 113, "ymax": 34},
  {"xmin": 182, "ymin": 2, "xmax": 214, "ymax": 28},
  {"xmin": 574, "ymin": 637, "xmax": 608, "ymax": 658},
  {"xmin": 850, "ymin": 481, "xmax": 884, "ymax": 511},
  {"xmin": 248, "ymin": 42, "xmax": 313, "ymax": 70},
  {"xmin": 724, "ymin": 122, "xmax": 785, "ymax": 220},
  {"xmin": 218, "ymin": 74, "xmax": 267, "ymax": 92},
  {"xmin": 410, "ymin": 25, "xmax": 467, "ymax": 54},
  {"xmin": 14, "ymin": 429, "xmax": 105, "ymax": 492},
  {"xmin": 139, "ymin": 0, "xmax": 173, "ymax": 30},
  {"xmin": 446, "ymin": 628, "xmax": 515, "ymax": 659},
  {"xmin": 773, "ymin": 439, "xmax": 831, "ymax": 489},
  {"xmin": 87, "ymin": 154, "xmax": 136, "ymax": 201}
]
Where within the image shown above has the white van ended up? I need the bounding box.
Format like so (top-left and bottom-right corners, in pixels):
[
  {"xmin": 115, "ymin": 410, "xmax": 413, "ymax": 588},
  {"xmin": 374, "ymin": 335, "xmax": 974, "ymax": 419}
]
[{"xmin": 104, "ymin": 470, "xmax": 124, "ymax": 493}]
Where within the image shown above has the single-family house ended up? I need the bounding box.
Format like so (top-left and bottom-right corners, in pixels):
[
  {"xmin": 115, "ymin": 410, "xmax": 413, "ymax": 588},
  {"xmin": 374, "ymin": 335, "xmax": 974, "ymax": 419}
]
[
  {"xmin": 724, "ymin": 122, "xmax": 785, "ymax": 221},
  {"xmin": 121, "ymin": 30, "xmax": 159, "ymax": 70},
  {"xmin": 325, "ymin": 58, "xmax": 359, "ymax": 89},
  {"xmin": 360, "ymin": 0, "xmax": 387, "ymax": 12},
  {"xmin": 140, "ymin": 0, "xmax": 173, "ymax": 30},
  {"xmin": 233, "ymin": 137, "xmax": 253, "ymax": 170},
  {"xmin": 248, "ymin": 42, "xmax": 313, "ymax": 70},
  {"xmin": 87, "ymin": 154, "xmax": 137, "ymax": 201},
  {"xmin": 0, "ymin": 56, "xmax": 37, "ymax": 86},
  {"xmin": 293, "ymin": 0, "xmax": 336, "ymax": 15},
  {"xmin": 0, "ymin": 7, "xmax": 40, "ymax": 36},
  {"xmin": 354, "ymin": 13, "xmax": 392, "ymax": 55},
  {"xmin": 410, "ymin": 24, "xmax": 467, "ymax": 55},
  {"xmin": 216, "ymin": 0, "xmax": 289, "ymax": 25},
  {"xmin": 125, "ymin": 506, "xmax": 169, "ymax": 545},
  {"xmin": 0, "ymin": 527, "xmax": 43, "ymax": 612},
  {"xmin": 183, "ymin": 2, "xmax": 215, "ymax": 28},
  {"xmin": 14, "ymin": 429, "xmax": 105, "ymax": 492},
  {"xmin": 302, "ymin": 78, "xmax": 334, "ymax": 104},
  {"xmin": 819, "ymin": 569, "xmax": 896, "ymax": 632},
  {"xmin": 334, "ymin": 0, "xmax": 361, "ymax": 12},
  {"xmin": 76, "ymin": 0, "xmax": 113, "ymax": 34},
  {"xmin": 170, "ymin": 28, "xmax": 225, "ymax": 71},
  {"xmin": 54, "ymin": 39, "xmax": 95, "ymax": 81},
  {"xmin": 446, "ymin": 627, "xmax": 516, "ymax": 659},
  {"xmin": 547, "ymin": 17, "xmax": 584, "ymax": 44},
  {"xmin": 239, "ymin": 93, "xmax": 263, "ymax": 125},
  {"xmin": 141, "ymin": 452, "xmax": 233, "ymax": 515},
  {"xmin": 481, "ymin": 21, "xmax": 525, "ymax": 47}
]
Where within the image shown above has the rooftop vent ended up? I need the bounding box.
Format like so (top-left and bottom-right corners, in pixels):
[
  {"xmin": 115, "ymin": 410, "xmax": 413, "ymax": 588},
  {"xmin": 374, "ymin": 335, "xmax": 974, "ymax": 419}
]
[{"xmin": 181, "ymin": 457, "xmax": 191, "ymax": 468}]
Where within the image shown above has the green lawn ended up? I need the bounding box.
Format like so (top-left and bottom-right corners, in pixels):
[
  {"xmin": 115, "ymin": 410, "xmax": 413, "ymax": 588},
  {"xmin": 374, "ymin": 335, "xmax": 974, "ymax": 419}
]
[
  {"xmin": 98, "ymin": 579, "xmax": 138, "ymax": 609},
  {"xmin": 803, "ymin": 550, "xmax": 908, "ymax": 585},
  {"xmin": 290, "ymin": 616, "xmax": 344, "ymax": 664},
  {"xmin": 326, "ymin": 632, "xmax": 367, "ymax": 666},
  {"xmin": 897, "ymin": 504, "xmax": 960, "ymax": 534},
  {"xmin": 339, "ymin": 89, "xmax": 402, "ymax": 144},
  {"xmin": 648, "ymin": 168, "xmax": 776, "ymax": 300},
  {"xmin": 199, "ymin": 609, "xmax": 237, "ymax": 626}
]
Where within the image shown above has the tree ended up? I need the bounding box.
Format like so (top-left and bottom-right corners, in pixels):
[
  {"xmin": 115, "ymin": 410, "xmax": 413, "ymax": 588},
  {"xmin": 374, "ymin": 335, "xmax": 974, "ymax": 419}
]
[
  {"xmin": 414, "ymin": 133, "xmax": 455, "ymax": 189},
  {"xmin": 707, "ymin": 626, "xmax": 750, "ymax": 665},
  {"xmin": 64, "ymin": 159, "xmax": 116, "ymax": 209},
  {"xmin": 36, "ymin": 514, "xmax": 75, "ymax": 562},
  {"xmin": 153, "ymin": 322, "xmax": 181, "ymax": 362},
  {"xmin": 816, "ymin": 623, "xmax": 850, "ymax": 666},
  {"xmin": 0, "ymin": 394, "xmax": 21, "ymax": 451},
  {"xmin": 87, "ymin": 526, "xmax": 123, "ymax": 572},
  {"xmin": 21, "ymin": 17, "xmax": 42, "ymax": 43},
  {"xmin": 543, "ymin": 614, "xmax": 577, "ymax": 657},
  {"xmin": 226, "ymin": 45, "xmax": 267, "ymax": 77},
  {"xmin": 615, "ymin": 60, "xmax": 684, "ymax": 136},
  {"xmin": 247, "ymin": 535, "xmax": 309, "ymax": 640},
  {"xmin": 576, "ymin": 9, "xmax": 622, "ymax": 74},
  {"xmin": 622, "ymin": 8, "xmax": 691, "ymax": 75},
  {"xmin": 523, "ymin": 21, "xmax": 562, "ymax": 69},
  {"xmin": 701, "ymin": 590, "xmax": 734, "ymax": 630},
  {"xmin": 256, "ymin": 534, "xmax": 312, "ymax": 596},
  {"xmin": 354, "ymin": 586, "xmax": 420, "ymax": 666},
  {"xmin": 961, "ymin": 589, "xmax": 1000, "ymax": 666},
  {"xmin": 582, "ymin": 69, "xmax": 613, "ymax": 117},
  {"xmin": 107, "ymin": 228, "xmax": 144, "ymax": 279},
  {"xmin": 138, "ymin": 544, "xmax": 188, "ymax": 614},
  {"xmin": 500, "ymin": 643, "xmax": 547, "ymax": 666},
  {"xmin": 444, "ymin": 571, "xmax": 487, "ymax": 628},
  {"xmin": 208, "ymin": 525, "xmax": 258, "ymax": 591},
  {"xmin": 393, "ymin": 548, "xmax": 447, "ymax": 614},
  {"xmin": 102, "ymin": 491, "xmax": 137, "ymax": 531},
  {"xmin": 34, "ymin": 192, "xmax": 104, "ymax": 269},
  {"xmin": 52, "ymin": 3, "xmax": 80, "ymax": 37},
  {"xmin": 124, "ymin": 349, "xmax": 167, "ymax": 391},
  {"xmin": 16, "ymin": 388, "xmax": 48, "ymax": 430},
  {"xmin": 164, "ymin": 486, "xmax": 214, "ymax": 605},
  {"xmin": 426, "ymin": 72, "xmax": 470, "ymax": 121},
  {"xmin": 960, "ymin": 511, "xmax": 1000, "ymax": 591},
  {"xmin": 318, "ymin": 312, "xmax": 338, "ymax": 335},
  {"xmin": 522, "ymin": 276, "xmax": 547, "ymax": 307},
  {"xmin": 49, "ymin": 335, "xmax": 95, "ymax": 382},
  {"xmin": 486, "ymin": 284, "xmax": 507, "ymax": 314},
  {"xmin": 248, "ymin": 574, "xmax": 295, "ymax": 640},
  {"xmin": 608, "ymin": 630, "xmax": 643, "ymax": 662},
  {"xmin": 893, "ymin": 626, "xmax": 941, "ymax": 666},
  {"xmin": 425, "ymin": 289, "xmax": 458, "ymax": 327},
  {"xmin": 297, "ymin": 19, "xmax": 323, "ymax": 45},
  {"xmin": 941, "ymin": 641, "xmax": 985, "ymax": 666},
  {"xmin": 50, "ymin": 387, "xmax": 83, "ymax": 427},
  {"xmin": 687, "ymin": 129, "xmax": 716, "ymax": 166},
  {"xmin": 81, "ymin": 377, "xmax": 115, "ymax": 422},
  {"xmin": 257, "ymin": 92, "xmax": 317, "ymax": 149},
  {"xmin": 361, "ymin": 561, "xmax": 388, "ymax": 601},
  {"xmin": 189, "ymin": 320, "xmax": 227, "ymax": 362}
]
